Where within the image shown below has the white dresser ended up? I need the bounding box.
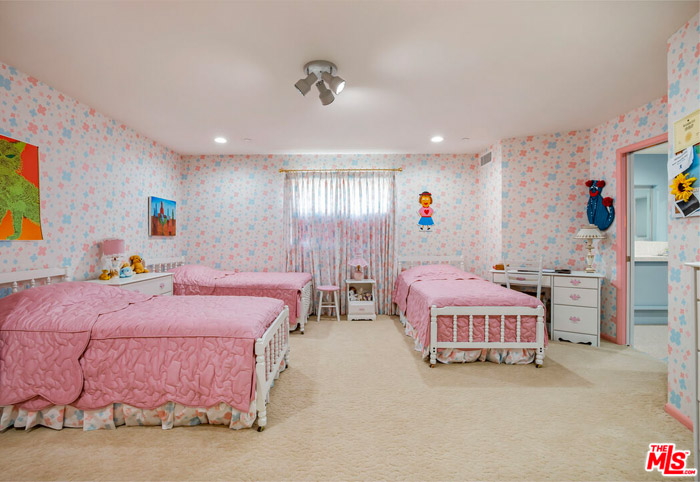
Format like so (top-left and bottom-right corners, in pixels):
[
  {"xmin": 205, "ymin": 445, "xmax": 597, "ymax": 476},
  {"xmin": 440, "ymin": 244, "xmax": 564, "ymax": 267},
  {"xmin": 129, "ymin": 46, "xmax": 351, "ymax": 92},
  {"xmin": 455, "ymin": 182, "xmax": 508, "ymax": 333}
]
[
  {"xmin": 687, "ymin": 262, "xmax": 700, "ymax": 470},
  {"xmin": 88, "ymin": 272, "xmax": 173, "ymax": 296},
  {"xmin": 490, "ymin": 270, "xmax": 603, "ymax": 346}
]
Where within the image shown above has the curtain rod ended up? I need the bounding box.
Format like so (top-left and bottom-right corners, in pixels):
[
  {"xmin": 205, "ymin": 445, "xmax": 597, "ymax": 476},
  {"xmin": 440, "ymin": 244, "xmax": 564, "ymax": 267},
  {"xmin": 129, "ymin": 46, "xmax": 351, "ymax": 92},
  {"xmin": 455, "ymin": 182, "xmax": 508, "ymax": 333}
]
[{"xmin": 279, "ymin": 168, "xmax": 402, "ymax": 173}]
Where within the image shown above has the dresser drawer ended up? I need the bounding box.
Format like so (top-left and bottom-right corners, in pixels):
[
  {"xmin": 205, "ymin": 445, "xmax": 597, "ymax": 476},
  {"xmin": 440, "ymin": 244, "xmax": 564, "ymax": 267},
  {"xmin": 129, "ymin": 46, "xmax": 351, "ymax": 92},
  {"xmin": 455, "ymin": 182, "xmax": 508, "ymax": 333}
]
[
  {"xmin": 553, "ymin": 287, "xmax": 597, "ymax": 307},
  {"xmin": 552, "ymin": 305, "xmax": 598, "ymax": 335},
  {"xmin": 120, "ymin": 276, "xmax": 173, "ymax": 296},
  {"xmin": 348, "ymin": 302, "xmax": 374, "ymax": 315},
  {"xmin": 554, "ymin": 276, "xmax": 598, "ymax": 290},
  {"xmin": 551, "ymin": 329, "xmax": 598, "ymax": 347}
]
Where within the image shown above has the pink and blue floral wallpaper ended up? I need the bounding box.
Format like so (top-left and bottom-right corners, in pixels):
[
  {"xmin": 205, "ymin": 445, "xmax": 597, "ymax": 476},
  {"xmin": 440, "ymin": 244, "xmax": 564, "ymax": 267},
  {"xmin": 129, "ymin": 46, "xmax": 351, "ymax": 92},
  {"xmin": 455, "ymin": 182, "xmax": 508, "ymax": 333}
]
[
  {"xmin": 180, "ymin": 153, "xmax": 480, "ymax": 274},
  {"xmin": 0, "ymin": 62, "xmax": 183, "ymax": 280},
  {"xmin": 665, "ymin": 13, "xmax": 700, "ymax": 420}
]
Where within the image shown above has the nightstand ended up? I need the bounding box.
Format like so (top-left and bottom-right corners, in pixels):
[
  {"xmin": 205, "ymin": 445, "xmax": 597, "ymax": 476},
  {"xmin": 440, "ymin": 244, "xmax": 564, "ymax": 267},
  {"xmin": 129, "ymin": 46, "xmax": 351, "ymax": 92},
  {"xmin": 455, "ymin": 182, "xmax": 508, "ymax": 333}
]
[
  {"xmin": 346, "ymin": 279, "xmax": 376, "ymax": 321},
  {"xmin": 89, "ymin": 272, "xmax": 173, "ymax": 296}
]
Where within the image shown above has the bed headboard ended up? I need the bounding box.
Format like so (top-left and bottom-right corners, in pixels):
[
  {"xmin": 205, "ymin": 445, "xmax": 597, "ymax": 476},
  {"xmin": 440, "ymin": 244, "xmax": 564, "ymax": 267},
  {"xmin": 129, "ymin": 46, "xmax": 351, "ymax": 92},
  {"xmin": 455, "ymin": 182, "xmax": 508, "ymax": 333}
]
[
  {"xmin": 146, "ymin": 256, "xmax": 185, "ymax": 273},
  {"xmin": 0, "ymin": 267, "xmax": 71, "ymax": 295},
  {"xmin": 397, "ymin": 256, "xmax": 465, "ymax": 272}
]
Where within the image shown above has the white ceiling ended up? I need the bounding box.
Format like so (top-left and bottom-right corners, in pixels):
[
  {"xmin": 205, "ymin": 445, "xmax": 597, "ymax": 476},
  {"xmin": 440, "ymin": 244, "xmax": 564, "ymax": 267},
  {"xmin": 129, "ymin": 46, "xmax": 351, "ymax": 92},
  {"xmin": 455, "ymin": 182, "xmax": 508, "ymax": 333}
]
[{"xmin": 0, "ymin": 1, "xmax": 697, "ymax": 155}]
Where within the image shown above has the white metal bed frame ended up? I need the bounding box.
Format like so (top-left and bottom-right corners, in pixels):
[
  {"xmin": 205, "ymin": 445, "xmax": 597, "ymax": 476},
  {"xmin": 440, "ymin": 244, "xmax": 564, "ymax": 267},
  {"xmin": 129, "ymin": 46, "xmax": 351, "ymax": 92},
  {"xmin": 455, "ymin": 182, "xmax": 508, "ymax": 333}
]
[
  {"xmin": 148, "ymin": 256, "xmax": 313, "ymax": 334},
  {"xmin": 397, "ymin": 256, "xmax": 546, "ymax": 368},
  {"xmin": 0, "ymin": 267, "xmax": 289, "ymax": 432}
]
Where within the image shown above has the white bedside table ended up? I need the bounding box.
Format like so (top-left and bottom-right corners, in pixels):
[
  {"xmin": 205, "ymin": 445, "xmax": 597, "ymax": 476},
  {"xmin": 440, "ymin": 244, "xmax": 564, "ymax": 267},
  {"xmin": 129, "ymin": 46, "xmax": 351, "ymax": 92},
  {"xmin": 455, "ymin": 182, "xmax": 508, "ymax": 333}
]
[
  {"xmin": 346, "ymin": 278, "xmax": 376, "ymax": 321},
  {"xmin": 89, "ymin": 272, "xmax": 173, "ymax": 296}
]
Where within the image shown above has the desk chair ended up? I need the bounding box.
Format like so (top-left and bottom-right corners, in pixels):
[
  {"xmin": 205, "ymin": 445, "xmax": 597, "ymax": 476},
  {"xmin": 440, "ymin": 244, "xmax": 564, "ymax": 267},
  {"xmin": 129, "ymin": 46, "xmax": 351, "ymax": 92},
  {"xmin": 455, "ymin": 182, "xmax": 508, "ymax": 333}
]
[{"xmin": 503, "ymin": 256, "xmax": 544, "ymax": 300}]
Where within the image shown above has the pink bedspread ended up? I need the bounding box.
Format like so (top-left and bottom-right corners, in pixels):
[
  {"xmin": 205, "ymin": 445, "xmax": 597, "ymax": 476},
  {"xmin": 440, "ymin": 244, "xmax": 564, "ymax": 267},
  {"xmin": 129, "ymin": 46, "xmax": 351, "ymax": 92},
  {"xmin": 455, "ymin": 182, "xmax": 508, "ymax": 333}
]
[
  {"xmin": 171, "ymin": 265, "xmax": 311, "ymax": 326},
  {"xmin": 392, "ymin": 265, "xmax": 545, "ymax": 347},
  {"xmin": 0, "ymin": 282, "xmax": 284, "ymax": 413}
]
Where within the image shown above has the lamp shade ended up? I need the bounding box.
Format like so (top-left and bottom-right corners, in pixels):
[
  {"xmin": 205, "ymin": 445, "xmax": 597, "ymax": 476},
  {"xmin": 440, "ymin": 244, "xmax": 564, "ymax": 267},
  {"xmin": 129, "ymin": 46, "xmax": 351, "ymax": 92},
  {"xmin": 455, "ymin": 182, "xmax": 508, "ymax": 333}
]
[
  {"xmin": 574, "ymin": 224, "xmax": 606, "ymax": 240},
  {"xmin": 348, "ymin": 256, "xmax": 368, "ymax": 268},
  {"xmin": 102, "ymin": 238, "xmax": 125, "ymax": 256}
]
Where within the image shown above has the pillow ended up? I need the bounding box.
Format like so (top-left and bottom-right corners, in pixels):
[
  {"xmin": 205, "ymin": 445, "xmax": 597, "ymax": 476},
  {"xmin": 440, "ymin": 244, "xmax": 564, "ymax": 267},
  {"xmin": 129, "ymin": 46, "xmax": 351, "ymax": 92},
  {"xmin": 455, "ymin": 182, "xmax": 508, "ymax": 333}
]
[
  {"xmin": 400, "ymin": 263, "xmax": 465, "ymax": 278},
  {"xmin": 169, "ymin": 264, "xmax": 227, "ymax": 285}
]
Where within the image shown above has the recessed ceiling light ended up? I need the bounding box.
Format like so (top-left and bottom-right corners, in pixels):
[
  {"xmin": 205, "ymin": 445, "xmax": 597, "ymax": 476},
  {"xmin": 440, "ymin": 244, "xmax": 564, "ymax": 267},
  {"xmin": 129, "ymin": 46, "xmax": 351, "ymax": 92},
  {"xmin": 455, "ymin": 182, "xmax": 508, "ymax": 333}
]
[
  {"xmin": 214, "ymin": 137, "xmax": 227, "ymax": 144},
  {"xmin": 461, "ymin": 137, "xmax": 470, "ymax": 141},
  {"xmin": 431, "ymin": 135, "xmax": 444, "ymax": 143},
  {"xmin": 243, "ymin": 138, "xmax": 252, "ymax": 142}
]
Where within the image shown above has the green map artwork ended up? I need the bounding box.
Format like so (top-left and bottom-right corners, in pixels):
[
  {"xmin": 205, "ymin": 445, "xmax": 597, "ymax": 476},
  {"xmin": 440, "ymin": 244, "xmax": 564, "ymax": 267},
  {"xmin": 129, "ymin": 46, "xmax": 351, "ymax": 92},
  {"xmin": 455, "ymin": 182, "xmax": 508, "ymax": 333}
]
[{"xmin": 0, "ymin": 135, "xmax": 42, "ymax": 240}]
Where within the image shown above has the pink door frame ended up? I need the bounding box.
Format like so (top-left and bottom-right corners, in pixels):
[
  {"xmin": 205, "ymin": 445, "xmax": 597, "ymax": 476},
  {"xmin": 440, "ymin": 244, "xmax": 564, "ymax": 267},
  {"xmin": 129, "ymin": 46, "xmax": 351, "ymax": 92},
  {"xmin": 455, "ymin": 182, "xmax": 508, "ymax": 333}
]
[{"xmin": 614, "ymin": 133, "xmax": 668, "ymax": 345}]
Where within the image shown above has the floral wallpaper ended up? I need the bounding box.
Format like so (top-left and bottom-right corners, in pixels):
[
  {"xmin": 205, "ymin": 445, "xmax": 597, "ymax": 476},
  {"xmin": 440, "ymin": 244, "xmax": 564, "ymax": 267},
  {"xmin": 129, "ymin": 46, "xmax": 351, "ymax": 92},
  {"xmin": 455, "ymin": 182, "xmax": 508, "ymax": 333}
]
[
  {"xmin": 473, "ymin": 144, "xmax": 502, "ymax": 277},
  {"xmin": 665, "ymin": 13, "xmax": 700, "ymax": 420},
  {"xmin": 588, "ymin": 97, "xmax": 668, "ymax": 341},
  {"xmin": 0, "ymin": 62, "xmax": 182, "ymax": 280},
  {"xmin": 179, "ymin": 153, "xmax": 479, "ymax": 274},
  {"xmin": 500, "ymin": 131, "xmax": 591, "ymax": 269}
]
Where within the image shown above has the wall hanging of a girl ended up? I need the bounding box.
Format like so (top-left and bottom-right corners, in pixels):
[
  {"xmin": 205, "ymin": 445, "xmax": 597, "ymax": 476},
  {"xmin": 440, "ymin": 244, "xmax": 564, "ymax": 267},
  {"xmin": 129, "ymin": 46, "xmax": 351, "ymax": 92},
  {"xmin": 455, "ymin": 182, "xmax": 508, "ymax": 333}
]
[{"xmin": 418, "ymin": 191, "xmax": 434, "ymax": 231}]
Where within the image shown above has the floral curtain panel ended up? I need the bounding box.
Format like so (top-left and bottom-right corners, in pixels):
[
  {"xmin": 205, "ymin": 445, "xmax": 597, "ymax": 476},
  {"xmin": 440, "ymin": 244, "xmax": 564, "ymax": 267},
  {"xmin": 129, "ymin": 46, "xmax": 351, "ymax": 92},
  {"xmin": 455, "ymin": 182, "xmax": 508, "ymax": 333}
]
[{"xmin": 284, "ymin": 171, "xmax": 396, "ymax": 314}]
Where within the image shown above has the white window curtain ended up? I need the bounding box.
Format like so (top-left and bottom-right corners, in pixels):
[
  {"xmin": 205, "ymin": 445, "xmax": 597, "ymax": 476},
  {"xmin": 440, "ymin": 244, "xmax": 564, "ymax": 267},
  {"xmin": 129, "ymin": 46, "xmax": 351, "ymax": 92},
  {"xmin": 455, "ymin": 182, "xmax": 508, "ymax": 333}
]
[{"xmin": 284, "ymin": 171, "xmax": 396, "ymax": 315}]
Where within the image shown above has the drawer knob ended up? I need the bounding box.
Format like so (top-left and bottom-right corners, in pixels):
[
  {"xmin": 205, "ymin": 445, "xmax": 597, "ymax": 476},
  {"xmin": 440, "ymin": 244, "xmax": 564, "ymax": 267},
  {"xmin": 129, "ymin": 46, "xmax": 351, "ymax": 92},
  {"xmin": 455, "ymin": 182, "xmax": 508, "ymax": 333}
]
[
  {"xmin": 570, "ymin": 279, "xmax": 581, "ymax": 286},
  {"xmin": 160, "ymin": 283, "xmax": 165, "ymax": 289},
  {"xmin": 569, "ymin": 316, "xmax": 581, "ymax": 323},
  {"xmin": 569, "ymin": 294, "xmax": 581, "ymax": 300},
  {"xmin": 516, "ymin": 277, "xmax": 526, "ymax": 281}
]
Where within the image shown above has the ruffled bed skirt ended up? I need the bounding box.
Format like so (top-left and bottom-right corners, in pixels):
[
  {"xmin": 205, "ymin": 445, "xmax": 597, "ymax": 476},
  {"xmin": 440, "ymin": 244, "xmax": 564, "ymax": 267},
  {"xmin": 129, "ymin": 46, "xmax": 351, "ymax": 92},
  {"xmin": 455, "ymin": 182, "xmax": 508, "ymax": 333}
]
[
  {"xmin": 0, "ymin": 400, "xmax": 257, "ymax": 431},
  {"xmin": 404, "ymin": 318, "xmax": 536, "ymax": 364}
]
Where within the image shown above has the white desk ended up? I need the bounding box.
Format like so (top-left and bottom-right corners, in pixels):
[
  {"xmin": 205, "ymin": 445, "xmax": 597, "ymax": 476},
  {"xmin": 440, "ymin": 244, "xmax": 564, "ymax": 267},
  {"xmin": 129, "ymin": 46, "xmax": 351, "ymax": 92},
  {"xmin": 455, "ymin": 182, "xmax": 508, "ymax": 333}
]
[{"xmin": 490, "ymin": 269, "xmax": 603, "ymax": 346}]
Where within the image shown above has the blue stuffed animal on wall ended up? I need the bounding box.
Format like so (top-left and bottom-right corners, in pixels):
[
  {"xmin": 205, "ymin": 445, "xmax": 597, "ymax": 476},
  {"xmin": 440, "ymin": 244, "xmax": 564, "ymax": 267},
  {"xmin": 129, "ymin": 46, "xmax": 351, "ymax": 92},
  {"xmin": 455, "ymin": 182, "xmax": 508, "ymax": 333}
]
[{"xmin": 586, "ymin": 180, "xmax": 615, "ymax": 231}]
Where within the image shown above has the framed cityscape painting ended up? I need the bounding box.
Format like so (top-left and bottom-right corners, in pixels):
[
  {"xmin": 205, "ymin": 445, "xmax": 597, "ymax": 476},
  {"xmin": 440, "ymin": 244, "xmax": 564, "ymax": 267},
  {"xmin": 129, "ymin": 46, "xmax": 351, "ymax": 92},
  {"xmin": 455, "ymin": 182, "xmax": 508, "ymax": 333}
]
[{"xmin": 148, "ymin": 196, "xmax": 176, "ymax": 236}]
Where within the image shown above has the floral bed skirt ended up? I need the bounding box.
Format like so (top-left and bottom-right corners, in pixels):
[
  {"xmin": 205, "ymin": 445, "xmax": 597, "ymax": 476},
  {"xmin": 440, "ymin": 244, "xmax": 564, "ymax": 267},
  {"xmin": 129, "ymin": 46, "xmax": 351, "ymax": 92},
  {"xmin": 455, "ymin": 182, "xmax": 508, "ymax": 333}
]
[
  {"xmin": 404, "ymin": 318, "xmax": 536, "ymax": 364},
  {"xmin": 0, "ymin": 400, "xmax": 257, "ymax": 431}
]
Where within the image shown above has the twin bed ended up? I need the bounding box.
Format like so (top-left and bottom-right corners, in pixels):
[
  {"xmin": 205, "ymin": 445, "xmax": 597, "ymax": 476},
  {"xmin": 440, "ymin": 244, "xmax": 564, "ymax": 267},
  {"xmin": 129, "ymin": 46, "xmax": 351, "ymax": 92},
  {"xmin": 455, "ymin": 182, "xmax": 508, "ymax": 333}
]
[
  {"xmin": 0, "ymin": 267, "xmax": 289, "ymax": 432},
  {"xmin": 148, "ymin": 257, "xmax": 313, "ymax": 334},
  {"xmin": 394, "ymin": 256, "xmax": 546, "ymax": 367},
  {"xmin": 0, "ymin": 255, "xmax": 546, "ymax": 434}
]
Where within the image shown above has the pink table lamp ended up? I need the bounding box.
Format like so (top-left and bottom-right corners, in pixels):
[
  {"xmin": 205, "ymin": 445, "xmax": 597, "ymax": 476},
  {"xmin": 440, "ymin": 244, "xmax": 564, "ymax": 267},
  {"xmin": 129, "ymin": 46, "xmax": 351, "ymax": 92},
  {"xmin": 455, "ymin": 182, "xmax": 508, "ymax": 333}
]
[{"xmin": 348, "ymin": 253, "xmax": 368, "ymax": 280}]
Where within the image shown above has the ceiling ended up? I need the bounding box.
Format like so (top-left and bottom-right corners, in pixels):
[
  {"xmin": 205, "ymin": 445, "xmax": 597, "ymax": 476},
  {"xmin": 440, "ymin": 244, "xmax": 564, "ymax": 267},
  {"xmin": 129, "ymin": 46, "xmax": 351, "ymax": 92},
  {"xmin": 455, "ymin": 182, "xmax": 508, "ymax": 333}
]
[{"xmin": 0, "ymin": 1, "xmax": 697, "ymax": 155}]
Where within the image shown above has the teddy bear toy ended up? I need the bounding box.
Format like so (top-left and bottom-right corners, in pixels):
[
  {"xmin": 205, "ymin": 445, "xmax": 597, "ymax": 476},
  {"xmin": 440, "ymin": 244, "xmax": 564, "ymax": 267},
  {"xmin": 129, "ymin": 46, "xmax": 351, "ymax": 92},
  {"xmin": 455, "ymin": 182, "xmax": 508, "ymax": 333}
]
[{"xmin": 130, "ymin": 255, "xmax": 149, "ymax": 274}]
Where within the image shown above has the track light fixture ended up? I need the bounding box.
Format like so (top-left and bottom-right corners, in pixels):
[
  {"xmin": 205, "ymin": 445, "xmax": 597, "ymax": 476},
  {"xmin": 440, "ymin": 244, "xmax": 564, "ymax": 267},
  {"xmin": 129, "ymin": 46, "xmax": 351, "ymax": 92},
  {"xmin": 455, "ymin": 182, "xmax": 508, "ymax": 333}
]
[
  {"xmin": 316, "ymin": 81, "xmax": 334, "ymax": 106},
  {"xmin": 294, "ymin": 60, "xmax": 346, "ymax": 106}
]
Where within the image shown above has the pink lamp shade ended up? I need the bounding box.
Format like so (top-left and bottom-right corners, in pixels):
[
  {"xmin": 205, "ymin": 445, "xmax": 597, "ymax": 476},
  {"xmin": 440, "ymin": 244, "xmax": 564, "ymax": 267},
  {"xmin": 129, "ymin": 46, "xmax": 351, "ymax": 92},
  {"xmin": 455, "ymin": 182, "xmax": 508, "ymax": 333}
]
[
  {"xmin": 348, "ymin": 256, "xmax": 368, "ymax": 267},
  {"xmin": 102, "ymin": 238, "xmax": 125, "ymax": 256}
]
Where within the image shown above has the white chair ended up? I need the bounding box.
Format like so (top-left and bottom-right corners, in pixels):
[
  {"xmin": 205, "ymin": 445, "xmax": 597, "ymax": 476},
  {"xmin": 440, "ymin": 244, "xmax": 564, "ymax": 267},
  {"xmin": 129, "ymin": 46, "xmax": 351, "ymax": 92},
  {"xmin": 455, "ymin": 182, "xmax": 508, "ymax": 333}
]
[{"xmin": 503, "ymin": 256, "xmax": 544, "ymax": 300}]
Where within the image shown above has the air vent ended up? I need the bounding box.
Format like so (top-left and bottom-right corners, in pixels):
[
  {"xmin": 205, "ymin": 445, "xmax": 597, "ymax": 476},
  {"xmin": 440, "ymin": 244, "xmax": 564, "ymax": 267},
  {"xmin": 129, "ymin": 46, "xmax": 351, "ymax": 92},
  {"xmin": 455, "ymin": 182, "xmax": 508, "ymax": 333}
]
[{"xmin": 480, "ymin": 151, "xmax": 492, "ymax": 166}]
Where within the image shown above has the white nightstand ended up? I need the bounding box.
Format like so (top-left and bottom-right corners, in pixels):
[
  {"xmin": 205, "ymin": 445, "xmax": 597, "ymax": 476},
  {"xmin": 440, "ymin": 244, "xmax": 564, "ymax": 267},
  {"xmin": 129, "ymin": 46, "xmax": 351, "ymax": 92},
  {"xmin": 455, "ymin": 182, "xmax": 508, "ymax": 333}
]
[
  {"xmin": 89, "ymin": 272, "xmax": 173, "ymax": 296},
  {"xmin": 346, "ymin": 278, "xmax": 376, "ymax": 321}
]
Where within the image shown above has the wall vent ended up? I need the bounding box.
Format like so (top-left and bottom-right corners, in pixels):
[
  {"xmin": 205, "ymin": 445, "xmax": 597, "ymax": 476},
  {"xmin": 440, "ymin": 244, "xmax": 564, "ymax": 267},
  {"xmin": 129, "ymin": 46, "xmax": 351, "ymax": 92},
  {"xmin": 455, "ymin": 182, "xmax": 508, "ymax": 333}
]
[{"xmin": 480, "ymin": 151, "xmax": 492, "ymax": 166}]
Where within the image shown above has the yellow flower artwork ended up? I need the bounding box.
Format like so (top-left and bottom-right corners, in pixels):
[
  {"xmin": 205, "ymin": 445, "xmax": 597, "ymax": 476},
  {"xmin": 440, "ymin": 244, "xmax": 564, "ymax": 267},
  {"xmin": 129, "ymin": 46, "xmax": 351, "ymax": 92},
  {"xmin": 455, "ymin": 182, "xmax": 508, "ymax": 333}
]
[{"xmin": 670, "ymin": 172, "xmax": 697, "ymax": 202}]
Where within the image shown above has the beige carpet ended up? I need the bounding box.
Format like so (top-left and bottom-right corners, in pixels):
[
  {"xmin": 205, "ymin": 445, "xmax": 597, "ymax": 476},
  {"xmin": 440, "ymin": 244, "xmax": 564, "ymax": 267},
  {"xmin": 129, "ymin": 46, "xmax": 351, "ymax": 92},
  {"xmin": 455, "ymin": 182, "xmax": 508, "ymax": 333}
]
[
  {"xmin": 634, "ymin": 324, "xmax": 669, "ymax": 362},
  {"xmin": 0, "ymin": 316, "xmax": 691, "ymax": 481}
]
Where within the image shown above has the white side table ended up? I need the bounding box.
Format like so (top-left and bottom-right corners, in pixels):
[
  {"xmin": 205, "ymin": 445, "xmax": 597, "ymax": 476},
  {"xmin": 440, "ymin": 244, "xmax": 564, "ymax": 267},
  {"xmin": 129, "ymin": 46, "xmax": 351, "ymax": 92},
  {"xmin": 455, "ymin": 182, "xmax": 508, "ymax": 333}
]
[
  {"xmin": 346, "ymin": 278, "xmax": 376, "ymax": 321},
  {"xmin": 88, "ymin": 272, "xmax": 173, "ymax": 296}
]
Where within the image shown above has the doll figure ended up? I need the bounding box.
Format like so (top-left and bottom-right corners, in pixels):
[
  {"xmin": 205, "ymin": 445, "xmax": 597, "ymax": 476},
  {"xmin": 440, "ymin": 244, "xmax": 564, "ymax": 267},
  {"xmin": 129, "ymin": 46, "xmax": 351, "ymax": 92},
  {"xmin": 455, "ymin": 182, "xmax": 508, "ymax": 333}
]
[{"xmin": 418, "ymin": 191, "xmax": 434, "ymax": 231}]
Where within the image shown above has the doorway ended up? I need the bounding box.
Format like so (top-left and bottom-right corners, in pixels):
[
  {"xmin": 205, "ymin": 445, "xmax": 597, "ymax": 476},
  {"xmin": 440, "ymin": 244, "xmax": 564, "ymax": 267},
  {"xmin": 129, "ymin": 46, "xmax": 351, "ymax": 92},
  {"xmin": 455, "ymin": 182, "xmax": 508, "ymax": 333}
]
[{"xmin": 628, "ymin": 142, "xmax": 669, "ymax": 361}]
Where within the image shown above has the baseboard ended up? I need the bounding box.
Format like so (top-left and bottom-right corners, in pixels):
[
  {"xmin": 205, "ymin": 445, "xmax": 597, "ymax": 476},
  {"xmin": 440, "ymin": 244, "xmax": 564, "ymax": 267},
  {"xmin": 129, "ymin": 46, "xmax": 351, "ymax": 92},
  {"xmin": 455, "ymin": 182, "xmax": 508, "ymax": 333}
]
[
  {"xmin": 664, "ymin": 403, "xmax": 693, "ymax": 431},
  {"xmin": 601, "ymin": 333, "xmax": 617, "ymax": 343}
]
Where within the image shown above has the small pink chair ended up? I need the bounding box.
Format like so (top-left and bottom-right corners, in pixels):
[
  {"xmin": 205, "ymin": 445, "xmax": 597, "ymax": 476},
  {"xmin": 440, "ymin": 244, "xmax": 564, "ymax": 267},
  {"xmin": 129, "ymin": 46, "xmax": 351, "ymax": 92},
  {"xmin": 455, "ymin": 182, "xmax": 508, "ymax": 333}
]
[{"xmin": 316, "ymin": 285, "xmax": 340, "ymax": 322}]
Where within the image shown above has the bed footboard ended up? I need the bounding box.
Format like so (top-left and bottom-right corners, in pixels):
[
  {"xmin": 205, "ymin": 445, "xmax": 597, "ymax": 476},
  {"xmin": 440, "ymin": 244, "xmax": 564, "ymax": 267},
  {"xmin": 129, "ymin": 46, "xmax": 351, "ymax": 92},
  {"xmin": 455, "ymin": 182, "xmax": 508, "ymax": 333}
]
[
  {"xmin": 254, "ymin": 306, "xmax": 290, "ymax": 431},
  {"xmin": 429, "ymin": 305, "xmax": 545, "ymax": 368},
  {"xmin": 297, "ymin": 281, "xmax": 313, "ymax": 334}
]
